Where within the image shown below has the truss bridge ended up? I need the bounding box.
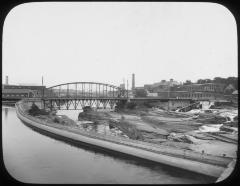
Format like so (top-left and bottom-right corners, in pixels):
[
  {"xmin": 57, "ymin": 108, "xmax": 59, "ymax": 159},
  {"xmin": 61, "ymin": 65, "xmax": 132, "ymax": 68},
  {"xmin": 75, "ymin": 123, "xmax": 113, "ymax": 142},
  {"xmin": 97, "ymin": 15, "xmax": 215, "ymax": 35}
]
[{"xmin": 42, "ymin": 82, "xmax": 128, "ymax": 110}]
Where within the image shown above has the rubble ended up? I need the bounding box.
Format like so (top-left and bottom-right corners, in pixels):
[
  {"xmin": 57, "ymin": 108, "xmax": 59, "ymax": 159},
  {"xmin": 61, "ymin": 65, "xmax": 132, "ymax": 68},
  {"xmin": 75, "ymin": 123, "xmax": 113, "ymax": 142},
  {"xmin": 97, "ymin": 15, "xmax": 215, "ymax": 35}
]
[
  {"xmin": 220, "ymin": 125, "xmax": 238, "ymax": 134},
  {"xmin": 198, "ymin": 124, "xmax": 223, "ymax": 133},
  {"xmin": 76, "ymin": 104, "xmax": 237, "ymax": 159},
  {"xmin": 167, "ymin": 133, "xmax": 201, "ymax": 144}
]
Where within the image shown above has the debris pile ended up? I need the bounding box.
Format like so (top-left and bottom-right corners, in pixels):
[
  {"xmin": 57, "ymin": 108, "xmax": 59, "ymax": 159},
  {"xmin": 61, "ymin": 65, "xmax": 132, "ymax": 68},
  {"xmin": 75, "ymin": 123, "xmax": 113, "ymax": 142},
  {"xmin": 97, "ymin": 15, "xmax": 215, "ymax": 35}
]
[{"xmin": 167, "ymin": 133, "xmax": 200, "ymax": 144}]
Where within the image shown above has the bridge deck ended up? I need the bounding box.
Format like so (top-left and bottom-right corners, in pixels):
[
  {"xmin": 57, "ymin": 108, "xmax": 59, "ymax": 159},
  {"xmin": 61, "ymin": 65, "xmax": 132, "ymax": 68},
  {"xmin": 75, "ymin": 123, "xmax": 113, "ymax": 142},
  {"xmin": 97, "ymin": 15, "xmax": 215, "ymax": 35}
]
[{"xmin": 32, "ymin": 97, "xmax": 209, "ymax": 102}]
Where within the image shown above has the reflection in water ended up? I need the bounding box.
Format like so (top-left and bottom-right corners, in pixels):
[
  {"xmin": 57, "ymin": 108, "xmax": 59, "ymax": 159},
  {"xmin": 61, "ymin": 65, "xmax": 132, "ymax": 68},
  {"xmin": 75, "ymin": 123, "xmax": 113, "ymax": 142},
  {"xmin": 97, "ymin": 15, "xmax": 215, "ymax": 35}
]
[
  {"xmin": 4, "ymin": 107, "xmax": 8, "ymax": 118},
  {"xmin": 2, "ymin": 107, "xmax": 215, "ymax": 184},
  {"xmin": 57, "ymin": 110, "xmax": 128, "ymax": 138}
]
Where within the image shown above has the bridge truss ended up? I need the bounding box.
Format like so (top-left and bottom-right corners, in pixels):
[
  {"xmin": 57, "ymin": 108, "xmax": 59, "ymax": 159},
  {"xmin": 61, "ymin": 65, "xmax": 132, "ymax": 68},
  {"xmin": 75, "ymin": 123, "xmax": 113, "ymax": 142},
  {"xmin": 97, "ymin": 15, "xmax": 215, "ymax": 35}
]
[{"xmin": 43, "ymin": 82, "xmax": 128, "ymax": 110}]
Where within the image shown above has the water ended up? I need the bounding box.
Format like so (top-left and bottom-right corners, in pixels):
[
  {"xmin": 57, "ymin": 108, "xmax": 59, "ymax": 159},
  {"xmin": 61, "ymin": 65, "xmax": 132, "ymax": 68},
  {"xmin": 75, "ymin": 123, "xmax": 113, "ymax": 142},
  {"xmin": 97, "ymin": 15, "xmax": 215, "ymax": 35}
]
[
  {"xmin": 57, "ymin": 110, "xmax": 129, "ymax": 138},
  {"xmin": 2, "ymin": 106, "xmax": 215, "ymax": 184}
]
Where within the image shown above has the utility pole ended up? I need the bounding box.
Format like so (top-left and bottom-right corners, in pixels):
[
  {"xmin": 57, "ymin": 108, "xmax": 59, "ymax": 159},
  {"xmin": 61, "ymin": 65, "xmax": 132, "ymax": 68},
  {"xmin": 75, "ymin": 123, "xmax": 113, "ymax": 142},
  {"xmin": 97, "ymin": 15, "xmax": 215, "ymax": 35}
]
[
  {"xmin": 127, "ymin": 79, "xmax": 129, "ymax": 99},
  {"xmin": 41, "ymin": 76, "xmax": 44, "ymax": 109},
  {"xmin": 168, "ymin": 81, "xmax": 170, "ymax": 98},
  {"xmin": 168, "ymin": 85, "xmax": 170, "ymax": 98},
  {"xmin": 42, "ymin": 76, "xmax": 44, "ymax": 98}
]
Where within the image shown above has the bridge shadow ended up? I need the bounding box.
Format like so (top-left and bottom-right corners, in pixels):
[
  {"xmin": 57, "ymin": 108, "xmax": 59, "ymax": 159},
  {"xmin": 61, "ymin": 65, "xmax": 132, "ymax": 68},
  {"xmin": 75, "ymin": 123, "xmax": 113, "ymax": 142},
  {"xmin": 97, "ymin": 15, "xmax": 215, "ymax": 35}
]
[{"xmin": 20, "ymin": 119, "xmax": 215, "ymax": 183}]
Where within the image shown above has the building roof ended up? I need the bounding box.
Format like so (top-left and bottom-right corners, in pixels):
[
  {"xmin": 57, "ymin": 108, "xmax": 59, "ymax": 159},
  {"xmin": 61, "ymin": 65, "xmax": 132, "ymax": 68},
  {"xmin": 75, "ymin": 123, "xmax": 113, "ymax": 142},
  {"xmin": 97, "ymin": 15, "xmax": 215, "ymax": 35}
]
[
  {"xmin": 224, "ymin": 84, "xmax": 236, "ymax": 90},
  {"xmin": 151, "ymin": 80, "xmax": 179, "ymax": 88},
  {"xmin": 232, "ymin": 90, "xmax": 238, "ymax": 95}
]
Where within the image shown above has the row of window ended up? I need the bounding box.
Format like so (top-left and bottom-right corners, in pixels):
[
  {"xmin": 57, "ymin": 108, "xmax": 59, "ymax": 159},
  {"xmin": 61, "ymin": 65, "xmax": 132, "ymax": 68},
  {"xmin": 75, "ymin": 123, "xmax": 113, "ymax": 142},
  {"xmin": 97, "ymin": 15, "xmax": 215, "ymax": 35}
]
[
  {"xmin": 3, "ymin": 94, "xmax": 28, "ymax": 97},
  {"xmin": 185, "ymin": 85, "xmax": 222, "ymax": 92},
  {"xmin": 181, "ymin": 94, "xmax": 212, "ymax": 98}
]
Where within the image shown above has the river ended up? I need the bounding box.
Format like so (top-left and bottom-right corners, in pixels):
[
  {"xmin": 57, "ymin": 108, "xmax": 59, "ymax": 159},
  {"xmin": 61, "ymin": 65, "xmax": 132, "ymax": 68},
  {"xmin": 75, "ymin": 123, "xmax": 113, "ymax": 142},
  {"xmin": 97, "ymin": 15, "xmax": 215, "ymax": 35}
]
[{"xmin": 2, "ymin": 106, "xmax": 215, "ymax": 184}]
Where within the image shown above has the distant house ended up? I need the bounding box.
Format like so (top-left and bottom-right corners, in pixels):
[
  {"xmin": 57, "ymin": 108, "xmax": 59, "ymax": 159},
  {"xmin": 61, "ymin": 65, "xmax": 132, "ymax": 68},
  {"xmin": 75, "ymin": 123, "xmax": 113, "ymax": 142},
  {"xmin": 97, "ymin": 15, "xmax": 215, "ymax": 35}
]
[
  {"xmin": 232, "ymin": 90, "xmax": 238, "ymax": 101},
  {"xmin": 224, "ymin": 90, "xmax": 238, "ymax": 103},
  {"xmin": 224, "ymin": 84, "xmax": 236, "ymax": 94},
  {"xmin": 232, "ymin": 90, "xmax": 238, "ymax": 95}
]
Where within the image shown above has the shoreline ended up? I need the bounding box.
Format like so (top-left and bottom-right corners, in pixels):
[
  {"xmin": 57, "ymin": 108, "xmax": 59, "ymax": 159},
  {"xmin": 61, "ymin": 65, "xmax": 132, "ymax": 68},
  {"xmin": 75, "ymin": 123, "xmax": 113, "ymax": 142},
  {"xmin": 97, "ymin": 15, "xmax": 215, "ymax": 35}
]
[{"xmin": 15, "ymin": 100, "xmax": 235, "ymax": 179}]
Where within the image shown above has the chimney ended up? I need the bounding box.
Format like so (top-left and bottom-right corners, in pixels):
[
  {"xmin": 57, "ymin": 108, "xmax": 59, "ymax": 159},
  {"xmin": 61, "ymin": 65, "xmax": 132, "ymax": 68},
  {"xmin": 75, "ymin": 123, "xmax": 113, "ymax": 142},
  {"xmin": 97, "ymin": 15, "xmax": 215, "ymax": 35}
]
[
  {"xmin": 132, "ymin": 73, "xmax": 135, "ymax": 90},
  {"xmin": 5, "ymin": 76, "xmax": 8, "ymax": 85}
]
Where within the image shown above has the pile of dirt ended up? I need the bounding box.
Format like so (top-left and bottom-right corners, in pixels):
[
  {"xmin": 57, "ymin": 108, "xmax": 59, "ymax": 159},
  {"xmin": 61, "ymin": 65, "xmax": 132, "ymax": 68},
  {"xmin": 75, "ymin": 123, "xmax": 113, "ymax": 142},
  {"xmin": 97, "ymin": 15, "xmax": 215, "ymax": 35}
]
[
  {"xmin": 167, "ymin": 133, "xmax": 200, "ymax": 144},
  {"xmin": 220, "ymin": 125, "xmax": 238, "ymax": 133},
  {"xmin": 109, "ymin": 119, "xmax": 144, "ymax": 140}
]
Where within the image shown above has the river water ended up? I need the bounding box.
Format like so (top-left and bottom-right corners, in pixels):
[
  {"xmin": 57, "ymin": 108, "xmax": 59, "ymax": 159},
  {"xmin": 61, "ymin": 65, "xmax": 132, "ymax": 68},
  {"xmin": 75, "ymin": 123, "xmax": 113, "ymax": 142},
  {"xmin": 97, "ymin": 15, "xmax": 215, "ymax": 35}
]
[
  {"xmin": 57, "ymin": 109, "xmax": 129, "ymax": 138},
  {"xmin": 2, "ymin": 106, "xmax": 214, "ymax": 184}
]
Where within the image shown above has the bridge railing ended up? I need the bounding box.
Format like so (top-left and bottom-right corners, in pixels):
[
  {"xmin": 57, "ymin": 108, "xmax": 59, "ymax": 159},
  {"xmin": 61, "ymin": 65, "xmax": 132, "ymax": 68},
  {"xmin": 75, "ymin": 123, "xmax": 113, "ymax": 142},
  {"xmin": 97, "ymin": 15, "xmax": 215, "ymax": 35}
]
[{"xmin": 44, "ymin": 82, "xmax": 128, "ymax": 99}]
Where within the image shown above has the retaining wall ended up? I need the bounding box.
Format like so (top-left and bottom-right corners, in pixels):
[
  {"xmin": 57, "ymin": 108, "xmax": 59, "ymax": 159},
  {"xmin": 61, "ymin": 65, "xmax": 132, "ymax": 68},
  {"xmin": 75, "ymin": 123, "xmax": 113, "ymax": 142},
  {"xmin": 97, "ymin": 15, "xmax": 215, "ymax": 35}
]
[{"xmin": 15, "ymin": 101, "xmax": 230, "ymax": 179}]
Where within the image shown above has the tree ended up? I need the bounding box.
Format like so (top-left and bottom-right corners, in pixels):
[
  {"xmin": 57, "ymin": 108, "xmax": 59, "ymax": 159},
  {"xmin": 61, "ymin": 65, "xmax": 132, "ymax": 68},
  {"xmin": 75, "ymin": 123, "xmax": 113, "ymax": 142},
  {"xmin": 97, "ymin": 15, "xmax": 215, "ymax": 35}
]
[
  {"xmin": 204, "ymin": 79, "xmax": 212, "ymax": 83},
  {"xmin": 183, "ymin": 80, "xmax": 192, "ymax": 85},
  {"xmin": 226, "ymin": 77, "xmax": 238, "ymax": 89},
  {"xmin": 197, "ymin": 79, "xmax": 212, "ymax": 84},
  {"xmin": 197, "ymin": 79, "xmax": 204, "ymax": 84},
  {"xmin": 213, "ymin": 77, "xmax": 224, "ymax": 84},
  {"xmin": 213, "ymin": 76, "xmax": 238, "ymax": 89},
  {"xmin": 28, "ymin": 103, "xmax": 49, "ymax": 116}
]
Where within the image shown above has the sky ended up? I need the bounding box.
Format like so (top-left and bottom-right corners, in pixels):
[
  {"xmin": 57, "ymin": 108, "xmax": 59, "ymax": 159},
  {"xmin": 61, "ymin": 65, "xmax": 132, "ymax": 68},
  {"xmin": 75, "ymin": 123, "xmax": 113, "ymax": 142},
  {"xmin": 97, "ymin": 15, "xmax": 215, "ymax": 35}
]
[{"xmin": 2, "ymin": 2, "xmax": 238, "ymax": 88}]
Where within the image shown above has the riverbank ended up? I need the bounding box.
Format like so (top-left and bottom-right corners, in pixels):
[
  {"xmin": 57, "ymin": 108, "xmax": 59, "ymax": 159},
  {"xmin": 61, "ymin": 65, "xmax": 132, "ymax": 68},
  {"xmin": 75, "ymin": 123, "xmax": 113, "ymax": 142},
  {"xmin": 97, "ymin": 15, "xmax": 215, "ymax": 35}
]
[
  {"xmin": 16, "ymin": 100, "xmax": 236, "ymax": 180},
  {"xmin": 5, "ymin": 107, "xmax": 212, "ymax": 184},
  {"xmin": 78, "ymin": 107, "xmax": 238, "ymax": 158}
]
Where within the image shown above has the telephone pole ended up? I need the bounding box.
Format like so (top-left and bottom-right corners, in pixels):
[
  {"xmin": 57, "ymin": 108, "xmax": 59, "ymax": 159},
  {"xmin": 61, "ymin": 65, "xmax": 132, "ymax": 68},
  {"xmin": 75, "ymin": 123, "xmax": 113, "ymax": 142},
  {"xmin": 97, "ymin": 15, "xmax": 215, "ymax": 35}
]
[
  {"xmin": 42, "ymin": 76, "xmax": 44, "ymax": 98},
  {"xmin": 127, "ymin": 79, "xmax": 129, "ymax": 99}
]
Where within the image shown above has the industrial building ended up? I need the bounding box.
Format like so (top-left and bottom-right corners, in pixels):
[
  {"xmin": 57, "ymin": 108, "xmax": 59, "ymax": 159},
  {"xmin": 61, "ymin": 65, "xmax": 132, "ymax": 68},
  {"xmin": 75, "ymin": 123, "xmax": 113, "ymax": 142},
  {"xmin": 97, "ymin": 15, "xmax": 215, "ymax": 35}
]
[{"xmin": 2, "ymin": 76, "xmax": 46, "ymax": 100}]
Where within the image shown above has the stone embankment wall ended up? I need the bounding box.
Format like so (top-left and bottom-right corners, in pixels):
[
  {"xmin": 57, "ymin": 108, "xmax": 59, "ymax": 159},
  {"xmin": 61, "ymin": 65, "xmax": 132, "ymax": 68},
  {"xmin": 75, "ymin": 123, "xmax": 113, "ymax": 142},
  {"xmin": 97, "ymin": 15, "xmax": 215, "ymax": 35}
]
[
  {"xmin": 16, "ymin": 100, "xmax": 231, "ymax": 179},
  {"xmin": 216, "ymin": 159, "xmax": 236, "ymax": 182}
]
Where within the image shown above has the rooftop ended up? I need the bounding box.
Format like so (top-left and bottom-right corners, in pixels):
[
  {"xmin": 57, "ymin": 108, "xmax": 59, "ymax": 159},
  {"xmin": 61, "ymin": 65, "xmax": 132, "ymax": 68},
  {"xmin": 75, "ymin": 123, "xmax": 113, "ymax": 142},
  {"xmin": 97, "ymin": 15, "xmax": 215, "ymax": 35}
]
[{"xmin": 232, "ymin": 90, "xmax": 238, "ymax": 95}]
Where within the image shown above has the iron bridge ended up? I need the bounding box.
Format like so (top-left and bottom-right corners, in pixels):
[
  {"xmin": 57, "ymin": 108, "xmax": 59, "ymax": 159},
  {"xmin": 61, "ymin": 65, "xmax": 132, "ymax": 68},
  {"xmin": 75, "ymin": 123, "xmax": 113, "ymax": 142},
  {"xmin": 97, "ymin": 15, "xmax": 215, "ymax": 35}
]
[{"xmin": 43, "ymin": 82, "xmax": 128, "ymax": 110}]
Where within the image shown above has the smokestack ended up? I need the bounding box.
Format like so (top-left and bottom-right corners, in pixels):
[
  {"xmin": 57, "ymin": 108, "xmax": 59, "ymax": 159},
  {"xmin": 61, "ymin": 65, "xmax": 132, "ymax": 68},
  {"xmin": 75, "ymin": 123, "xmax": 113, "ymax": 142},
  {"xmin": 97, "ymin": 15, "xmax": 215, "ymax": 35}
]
[
  {"xmin": 132, "ymin": 73, "xmax": 135, "ymax": 90},
  {"xmin": 5, "ymin": 76, "xmax": 8, "ymax": 85}
]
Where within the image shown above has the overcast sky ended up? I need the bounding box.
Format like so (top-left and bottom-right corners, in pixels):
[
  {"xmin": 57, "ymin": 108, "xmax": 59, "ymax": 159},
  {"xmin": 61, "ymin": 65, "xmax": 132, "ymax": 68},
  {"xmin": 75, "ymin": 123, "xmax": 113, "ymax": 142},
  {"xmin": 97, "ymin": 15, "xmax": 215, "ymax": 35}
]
[{"xmin": 2, "ymin": 2, "xmax": 237, "ymax": 88}]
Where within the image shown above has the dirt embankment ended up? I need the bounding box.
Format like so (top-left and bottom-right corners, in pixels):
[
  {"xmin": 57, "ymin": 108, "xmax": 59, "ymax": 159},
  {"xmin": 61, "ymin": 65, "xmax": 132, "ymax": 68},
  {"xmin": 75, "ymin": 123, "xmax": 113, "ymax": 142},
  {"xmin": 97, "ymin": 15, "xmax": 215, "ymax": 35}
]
[
  {"xmin": 27, "ymin": 102, "xmax": 77, "ymax": 127},
  {"xmin": 78, "ymin": 106, "xmax": 238, "ymax": 158},
  {"xmin": 78, "ymin": 107, "xmax": 204, "ymax": 142},
  {"xmin": 26, "ymin": 102, "xmax": 237, "ymax": 158},
  {"xmin": 78, "ymin": 108, "xmax": 144, "ymax": 140}
]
